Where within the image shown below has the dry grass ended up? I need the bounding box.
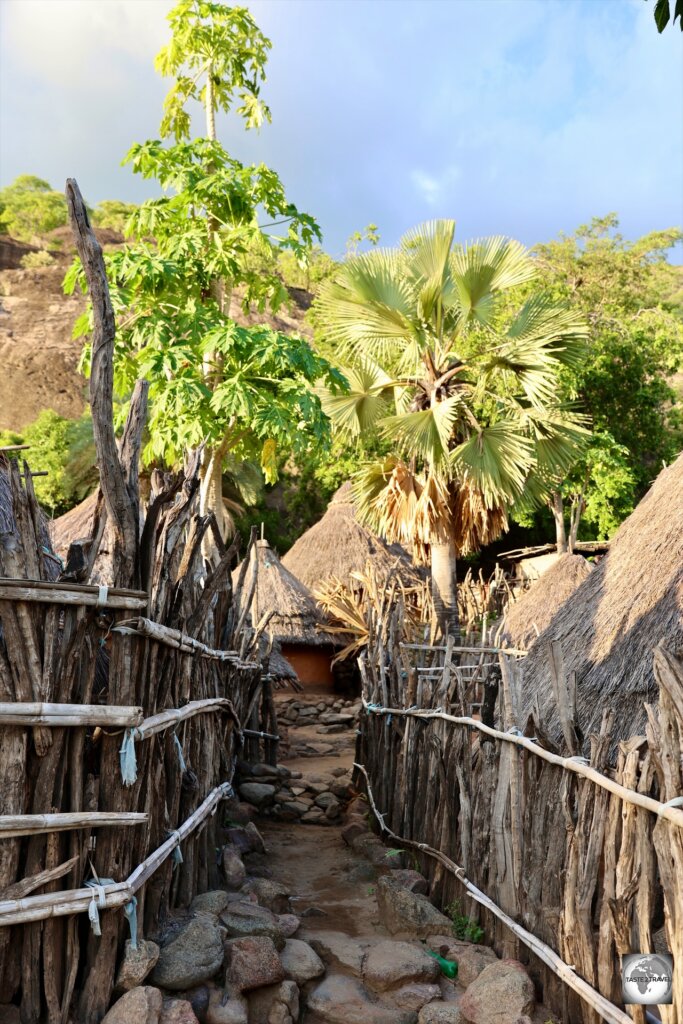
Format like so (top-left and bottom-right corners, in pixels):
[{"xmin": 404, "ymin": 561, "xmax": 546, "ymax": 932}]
[
  {"xmin": 501, "ymin": 554, "xmax": 592, "ymax": 652},
  {"xmin": 233, "ymin": 540, "xmax": 331, "ymax": 647},
  {"xmin": 282, "ymin": 481, "xmax": 419, "ymax": 590},
  {"xmin": 520, "ymin": 453, "xmax": 683, "ymax": 749}
]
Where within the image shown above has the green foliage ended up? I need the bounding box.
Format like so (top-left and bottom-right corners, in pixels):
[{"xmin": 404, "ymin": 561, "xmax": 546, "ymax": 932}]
[
  {"xmin": 155, "ymin": 0, "xmax": 272, "ymax": 139},
  {"xmin": 66, "ymin": 0, "xmax": 345, "ymax": 513},
  {"xmin": 346, "ymin": 222, "xmax": 380, "ymax": 258},
  {"xmin": 316, "ymin": 220, "xmax": 590, "ymax": 555},
  {"xmin": 445, "ymin": 899, "xmax": 484, "ymax": 944},
  {"xmin": 0, "ymin": 175, "xmax": 67, "ymax": 241},
  {"xmin": 529, "ymin": 215, "xmax": 683, "ymax": 535},
  {"xmin": 0, "ymin": 410, "xmax": 97, "ymax": 515},
  {"xmin": 653, "ymin": 0, "xmax": 683, "ymax": 31},
  {"xmin": 20, "ymin": 250, "xmax": 55, "ymax": 269},
  {"xmin": 91, "ymin": 200, "xmax": 138, "ymax": 234}
]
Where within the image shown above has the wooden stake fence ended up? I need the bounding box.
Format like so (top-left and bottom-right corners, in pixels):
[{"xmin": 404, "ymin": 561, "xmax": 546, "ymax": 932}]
[
  {"xmin": 358, "ymin": 611, "xmax": 683, "ymax": 1024},
  {"xmin": 0, "ymin": 180, "xmax": 275, "ymax": 1023}
]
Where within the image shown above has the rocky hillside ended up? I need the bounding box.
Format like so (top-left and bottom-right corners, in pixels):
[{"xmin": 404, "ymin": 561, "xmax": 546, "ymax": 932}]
[
  {"xmin": 0, "ymin": 232, "xmax": 314, "ymax": 433},
  {"xmin": 0, "ymin": 238, "xmax": 87, "ymax": 430}
]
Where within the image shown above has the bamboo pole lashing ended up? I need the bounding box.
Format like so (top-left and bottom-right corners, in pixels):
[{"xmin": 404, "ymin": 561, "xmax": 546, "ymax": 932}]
[
  {"xmin": 0, "ymin": 812, "xmax": 147, "ymax": 838},
  {"xmin": 0, "ymin": 781, "xmax": 234, "ymax": 927},
  {"xmin": 355, "ymin": 764, "xmax": 633, "ymax": 1024},
  {"xmin": 361, "ymin": 700, "xmax": 683, "ymax": 830},
  {"xmin": 0, "ymin": 703, "xmax": 143, "ymax": 727}
]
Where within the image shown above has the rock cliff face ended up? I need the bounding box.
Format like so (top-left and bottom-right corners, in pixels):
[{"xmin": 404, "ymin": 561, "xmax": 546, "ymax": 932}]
[
  {"xmin": 0, "ymin": 234, "xmax": 313, "ymax": 432},
  {"xmin": 0, "ymin": 241, "xmax": 87, "ymax": 430}
]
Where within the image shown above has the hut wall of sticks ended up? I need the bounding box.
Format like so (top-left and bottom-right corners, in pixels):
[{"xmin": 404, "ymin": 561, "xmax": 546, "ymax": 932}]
[
  {"xmin": 0, "ymin": 182, "xmax": 271, "ymax": 1023},
  {"xmin": 357, "ymin": 632, "xmax": 683, "ymax": 1024}
]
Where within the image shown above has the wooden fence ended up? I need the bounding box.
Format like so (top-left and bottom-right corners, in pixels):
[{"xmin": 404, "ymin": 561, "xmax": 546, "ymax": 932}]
[
  {"xmin": 357, "ymin": 618, "xmax": 682, "ymax": 1024},
  {"xmin": 0, "ymin": 181, "xmax": 273, "ymax": 1023}
]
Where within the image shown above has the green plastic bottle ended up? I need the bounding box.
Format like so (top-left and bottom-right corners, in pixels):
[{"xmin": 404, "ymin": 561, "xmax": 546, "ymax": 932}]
[{"xmin": 427, "ymin": 949, "xmax": 458, "ymax": 980}]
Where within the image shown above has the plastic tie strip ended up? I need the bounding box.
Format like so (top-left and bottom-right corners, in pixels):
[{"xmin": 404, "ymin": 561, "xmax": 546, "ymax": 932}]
[
  {"xmin": 84, "ymin": 877, "xmax": 115, "ymax": 937},
  {"xmin": 119, "ymin": 728, "xmax": 140, "ymax": 786}
]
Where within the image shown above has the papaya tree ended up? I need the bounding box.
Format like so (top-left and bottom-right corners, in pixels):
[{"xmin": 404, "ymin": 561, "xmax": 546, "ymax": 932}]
[
  {"xmin": 67, "ymin": 1, "xmax": 344, "ymax": 550},
  {"xmin": 317, "ymin": 220, "xmax": 589, "ymax": 638}
]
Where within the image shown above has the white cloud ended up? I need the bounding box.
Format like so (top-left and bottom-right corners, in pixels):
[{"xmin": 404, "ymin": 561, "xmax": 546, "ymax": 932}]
[
  {"xmin": 1, "ymin": 0, "xmax": 169, "ymax": 88},
  {"xmin": 411, "ymin": 165, "xmax": 460, "ymax": 207}
]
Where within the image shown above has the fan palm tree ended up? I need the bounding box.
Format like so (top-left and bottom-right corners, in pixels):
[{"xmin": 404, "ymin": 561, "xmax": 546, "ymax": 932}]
[{"xmin": 317, "ymin": 220, "xmax": 589, "ymax": 639}]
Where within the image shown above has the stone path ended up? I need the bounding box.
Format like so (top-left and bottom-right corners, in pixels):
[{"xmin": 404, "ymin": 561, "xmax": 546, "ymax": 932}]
[{"xmin": 100, "ymin": 688, "xmax": 561, "ymax": 1024}]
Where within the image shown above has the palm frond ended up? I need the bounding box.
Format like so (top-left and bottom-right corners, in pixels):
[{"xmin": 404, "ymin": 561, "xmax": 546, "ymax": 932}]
[
  {"xmin": 452, "ymin": 480, "xmax": 509, "ymax": 556},
  {"xmin": 400, "ymin": 220, "xmax": 455, "ymax": 321},
  {"xmin": 380, "ymin": 394, "xmax": 463, "ymax": 470},
  {"xmin": 316, "ymin": 250, "xmax": 416, "ymax": 360},
  {"xmin": 452, "ymin": 421, "xmax": 533, "ymax": 505},
  {"xmin": 449, "ymin": 237, "xmax": 535, "ymax": 326},
  {"xmin": 505, "ymin": 295, "xmax": 588, "ymax": 368},
  {"xmin": 319, "ymin": 358, "xmax": 394, "ymax": 436}
]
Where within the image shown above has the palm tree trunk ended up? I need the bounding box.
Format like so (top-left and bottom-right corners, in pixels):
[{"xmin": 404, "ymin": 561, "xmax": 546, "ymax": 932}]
[
  {"xmin": 430, "ymin": 538, "xmax": 460, "ymax": 641},
  {"xmin": 551, "ymin": 491, "xmax": 568, "ymax": 554}
]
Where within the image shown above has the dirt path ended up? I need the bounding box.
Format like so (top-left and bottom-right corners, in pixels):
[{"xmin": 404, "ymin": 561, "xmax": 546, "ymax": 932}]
[{"xmin": 259, "ymin": 819, "xmax": 385, "ymax": 940}]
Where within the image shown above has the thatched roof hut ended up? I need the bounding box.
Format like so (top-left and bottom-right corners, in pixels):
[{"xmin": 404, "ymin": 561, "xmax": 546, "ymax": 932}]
[
  {"xmin": 520, "ymin": 454, "xmax": 683, "ymax": 748},
  {"xmin": 501, "ymin": 554, "xmax": 592, "ymax": 652},
  {"xmin": 282, "ymin": 482, "xmax": 417, "ymax": 591},
  {"xmin": 233, "ymin": 539, "xmax": 331, "ymax": 648},
  {"xmin": 234, "ymin": 539, "xmax": 337, "ymax": 690}
]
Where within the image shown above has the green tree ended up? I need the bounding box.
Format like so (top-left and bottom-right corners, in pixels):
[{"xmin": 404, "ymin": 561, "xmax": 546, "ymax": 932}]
[
  {"xmin": 91, "ymin": 200, "xmax": 138, "ymax": 234},
  {"xmin": 67, "ymin": 1, "xmax": 344, "ymax": 548},
  {"xmin": 0, "ymin": 175, "xmax": 67, "ymax": 241},
  {"xmin": 532, "ymin": 215, "xmax": 683, "ymax": 547},
  {"xmin": 0, "ymin": 409, "xmax": 97, "ymax": 515},
  {"xmin": 316, "ymin": 220, "xmax": 589, "ymax": 636}
]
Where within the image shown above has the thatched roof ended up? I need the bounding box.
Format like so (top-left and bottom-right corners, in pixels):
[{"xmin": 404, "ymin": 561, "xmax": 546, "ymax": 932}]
[
  {"xmin": 233, "ymin": 540, "xmax": 332, "ymax": 647},
  {"xmin": 49, "ymin": 491, "xmax": 114, "ymax": 585},
  {"xmin": 50, "ymin": 491, "xmax": 98, "ymax": 558},
  {"xmin": 282, "ymin": 481, "xmax": 418, "ymax": 591},
  {"xmin": 520, "ymin": 455, "xmax": 683, "ymax": 749},
  {"xmin": 501, "ymin": 554, "xmax": 592, "ymax": 652}
]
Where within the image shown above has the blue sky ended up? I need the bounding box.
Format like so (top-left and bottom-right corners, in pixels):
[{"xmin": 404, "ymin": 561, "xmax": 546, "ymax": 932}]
[{"xmin": 0, "ymin": 0, "xmax": 681, "ymax": 257}]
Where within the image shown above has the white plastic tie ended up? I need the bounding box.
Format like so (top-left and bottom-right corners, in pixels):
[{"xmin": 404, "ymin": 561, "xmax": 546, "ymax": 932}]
[
  {"xmin": 96, "ymin": 585, "xmax": 109, "ymax": 608},
  {"xmin": 662, "ymin": 796, "xmax": 683, "ymax": 809}
]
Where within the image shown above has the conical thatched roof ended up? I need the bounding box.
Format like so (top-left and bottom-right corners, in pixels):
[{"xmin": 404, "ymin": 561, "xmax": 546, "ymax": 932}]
[
  {"xmin": 282, "ymin": 481, "xmax": 418, "ymax": 591},
  {"xmin": 233, "ymin": 539, "xmax": 331, "ymax": 647},
  {"xmin": 520, "ymin": 454, "xmax": 683, "ymax": 748},
  {"xmin": 502, "ymin": 554, "xmax": 592, "ymax": 652}
]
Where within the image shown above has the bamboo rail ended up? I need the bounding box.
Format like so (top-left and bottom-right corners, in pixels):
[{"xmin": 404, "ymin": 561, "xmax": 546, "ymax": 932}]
[
  {"xmin": 136, "ymin": 698, "xmax": 240, "ymax": 739},
  {"xmin": 114, "ymin": 616, "xmax": 256, "ymax": 666},
  {"xmin": 0, "ymin": 579, "xmax": 147, "ymax": 610},
  {"xmin": 362, "ymin": 700, "xmax": 683, "ymax": 829},
  {"xmin": 401, "ymin": 642, "xmax": 528, "ymax": 657},
  {"xmin": 355, "ymin": 764, "xmax": 633, "ymax": 1024},
  {"xmin": 0, "ymin": 781, "xmax": 233, "ymax": 927},
  {"xmin": 0, "ymin": 812, "xmax": 147, "ymax": 838},
  {"xmin": 0, "ymin": 703, "xmax": 143, "ymax": 727}
]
